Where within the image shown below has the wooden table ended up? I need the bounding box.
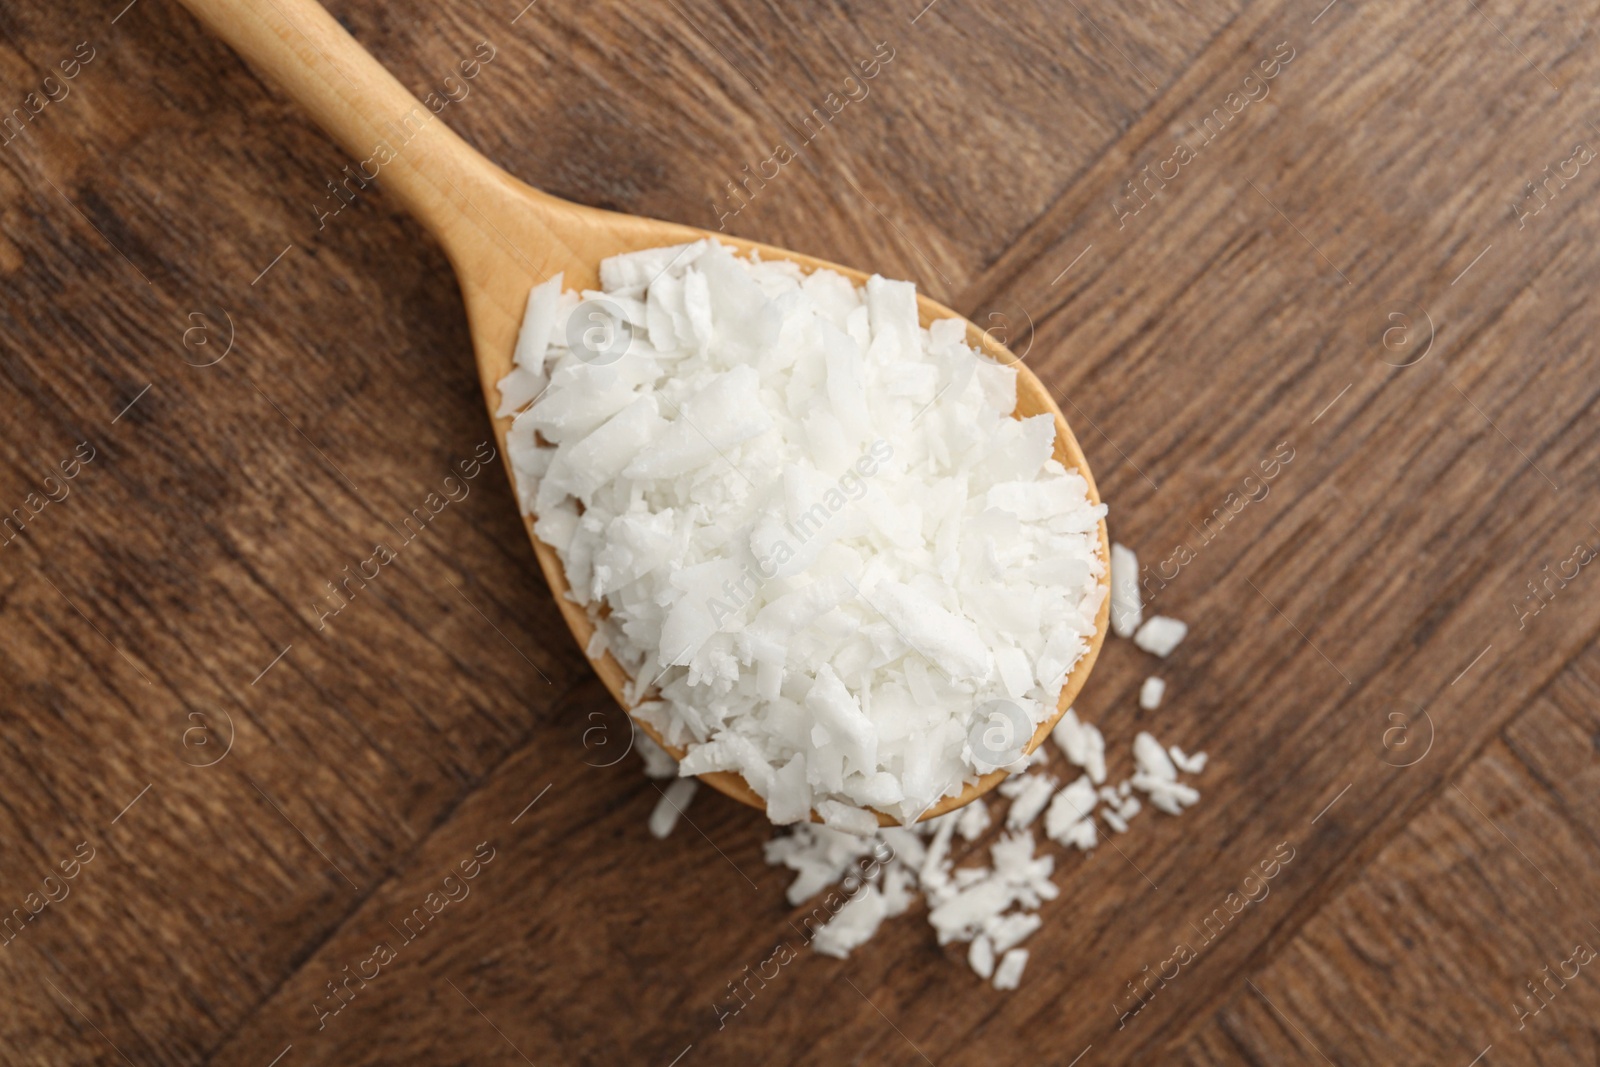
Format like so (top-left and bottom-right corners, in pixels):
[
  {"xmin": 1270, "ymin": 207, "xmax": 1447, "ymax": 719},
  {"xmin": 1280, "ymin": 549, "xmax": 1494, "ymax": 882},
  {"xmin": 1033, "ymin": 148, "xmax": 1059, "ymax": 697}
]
[{"xmin": 3, "ymin": 0, "xmax": 1598, "ymax": 1063}]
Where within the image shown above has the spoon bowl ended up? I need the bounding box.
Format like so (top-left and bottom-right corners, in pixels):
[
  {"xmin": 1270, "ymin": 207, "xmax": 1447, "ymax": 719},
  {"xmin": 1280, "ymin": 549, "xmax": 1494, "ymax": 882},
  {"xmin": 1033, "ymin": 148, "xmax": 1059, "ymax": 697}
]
[{"xmin": 178, "ymin": 0, "xmax": 1109, "ymax": 824}]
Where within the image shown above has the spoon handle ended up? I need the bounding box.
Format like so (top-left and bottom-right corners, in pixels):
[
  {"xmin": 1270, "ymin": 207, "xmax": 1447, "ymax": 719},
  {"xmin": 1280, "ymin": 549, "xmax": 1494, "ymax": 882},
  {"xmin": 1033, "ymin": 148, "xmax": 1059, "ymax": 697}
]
[{"xmin": 175, "ymin": 0, "xmax": 536, "ymax": 251}]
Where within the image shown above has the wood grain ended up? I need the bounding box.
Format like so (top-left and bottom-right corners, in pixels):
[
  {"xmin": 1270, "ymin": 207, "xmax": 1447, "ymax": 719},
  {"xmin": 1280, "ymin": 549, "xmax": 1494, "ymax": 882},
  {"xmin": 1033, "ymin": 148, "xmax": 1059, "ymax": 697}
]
[{"xmin": 1, "ymin": 0, "xmax": 1599, "ymax": 1062}]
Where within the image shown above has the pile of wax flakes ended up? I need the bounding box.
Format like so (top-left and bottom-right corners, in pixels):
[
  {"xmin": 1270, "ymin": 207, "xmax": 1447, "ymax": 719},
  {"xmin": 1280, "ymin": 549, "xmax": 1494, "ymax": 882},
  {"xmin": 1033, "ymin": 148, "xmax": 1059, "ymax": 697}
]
[{"xmin": 641, "ymin": 542, "xmax": 1201, "ymax": 989}]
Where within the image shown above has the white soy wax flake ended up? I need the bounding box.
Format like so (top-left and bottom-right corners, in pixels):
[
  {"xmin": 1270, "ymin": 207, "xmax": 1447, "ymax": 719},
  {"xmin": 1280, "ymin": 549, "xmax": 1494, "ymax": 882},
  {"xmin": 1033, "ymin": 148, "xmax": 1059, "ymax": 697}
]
[
  {"xmin": 1134, "ymin": 615, "xmax": 1187, "ymax": 657},
  {"xmin": 499, "ymin": 240, "xmax": 1107, "ymax": 825},
  {"xmin": 993, "ymin": 948, "xmax": 1029, "ymax": 990},
  {"xmin": 1050, "ymin": 709, "xmax": 1106, "ymax": 785},
  {"xmin": 635, "ymin": 730, "xmax": 679, "ymax": 780},
  {"xmin": 1139, "ymin": 676, "xmax": 1166, "ymax": 710},
  {"xmin": 817, "ymin": 799, "xmax": 880, "ymax": 838},
  {"xmin": 1109, "ymin": 542, "xmax": 1142, "ymax": 638},
  {"xmin": 1170, "ymin": 745, "xmax": 1208, "ymax": 774},
  {"xmin": 512, "ymin": 273, "xmax": 562, "ymax": 377},
  {"xmin": 1005, "ymin": 774, "xmax": 1056, "ymax": 831},
  {"xmin": 1133, "ymin": 731, "xmax": 1178, "ymax": 781},
  {"xmin": 956, "ymin": 800, "xmax": 992, "ymax": 841},
  {"xmin": 648, "ymin": 778, "xmax": 698, "ymax": 839},
  {"xmin": 1044, "ymin": 775, "xmax": 1099, "ymax": 850},
  {"xmin": 968, "ymin": 934, "xmax": 996, "ymax": 979}
]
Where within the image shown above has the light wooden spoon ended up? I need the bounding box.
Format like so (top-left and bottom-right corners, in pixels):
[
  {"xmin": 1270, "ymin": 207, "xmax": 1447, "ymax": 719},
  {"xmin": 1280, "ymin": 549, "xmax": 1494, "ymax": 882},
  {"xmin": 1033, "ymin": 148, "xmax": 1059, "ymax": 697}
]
[{"xmin": 179, "ymin": 0, "xmax": 1109, "ymax": 824}]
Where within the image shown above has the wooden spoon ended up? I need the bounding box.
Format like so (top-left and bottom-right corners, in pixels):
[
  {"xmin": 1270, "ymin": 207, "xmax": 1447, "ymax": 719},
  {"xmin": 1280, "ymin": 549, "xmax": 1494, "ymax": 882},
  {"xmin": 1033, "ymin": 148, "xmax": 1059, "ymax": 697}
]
[{"xmin": 178, "ymin": 0, "xmax": 1109, "ymax": 824}]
